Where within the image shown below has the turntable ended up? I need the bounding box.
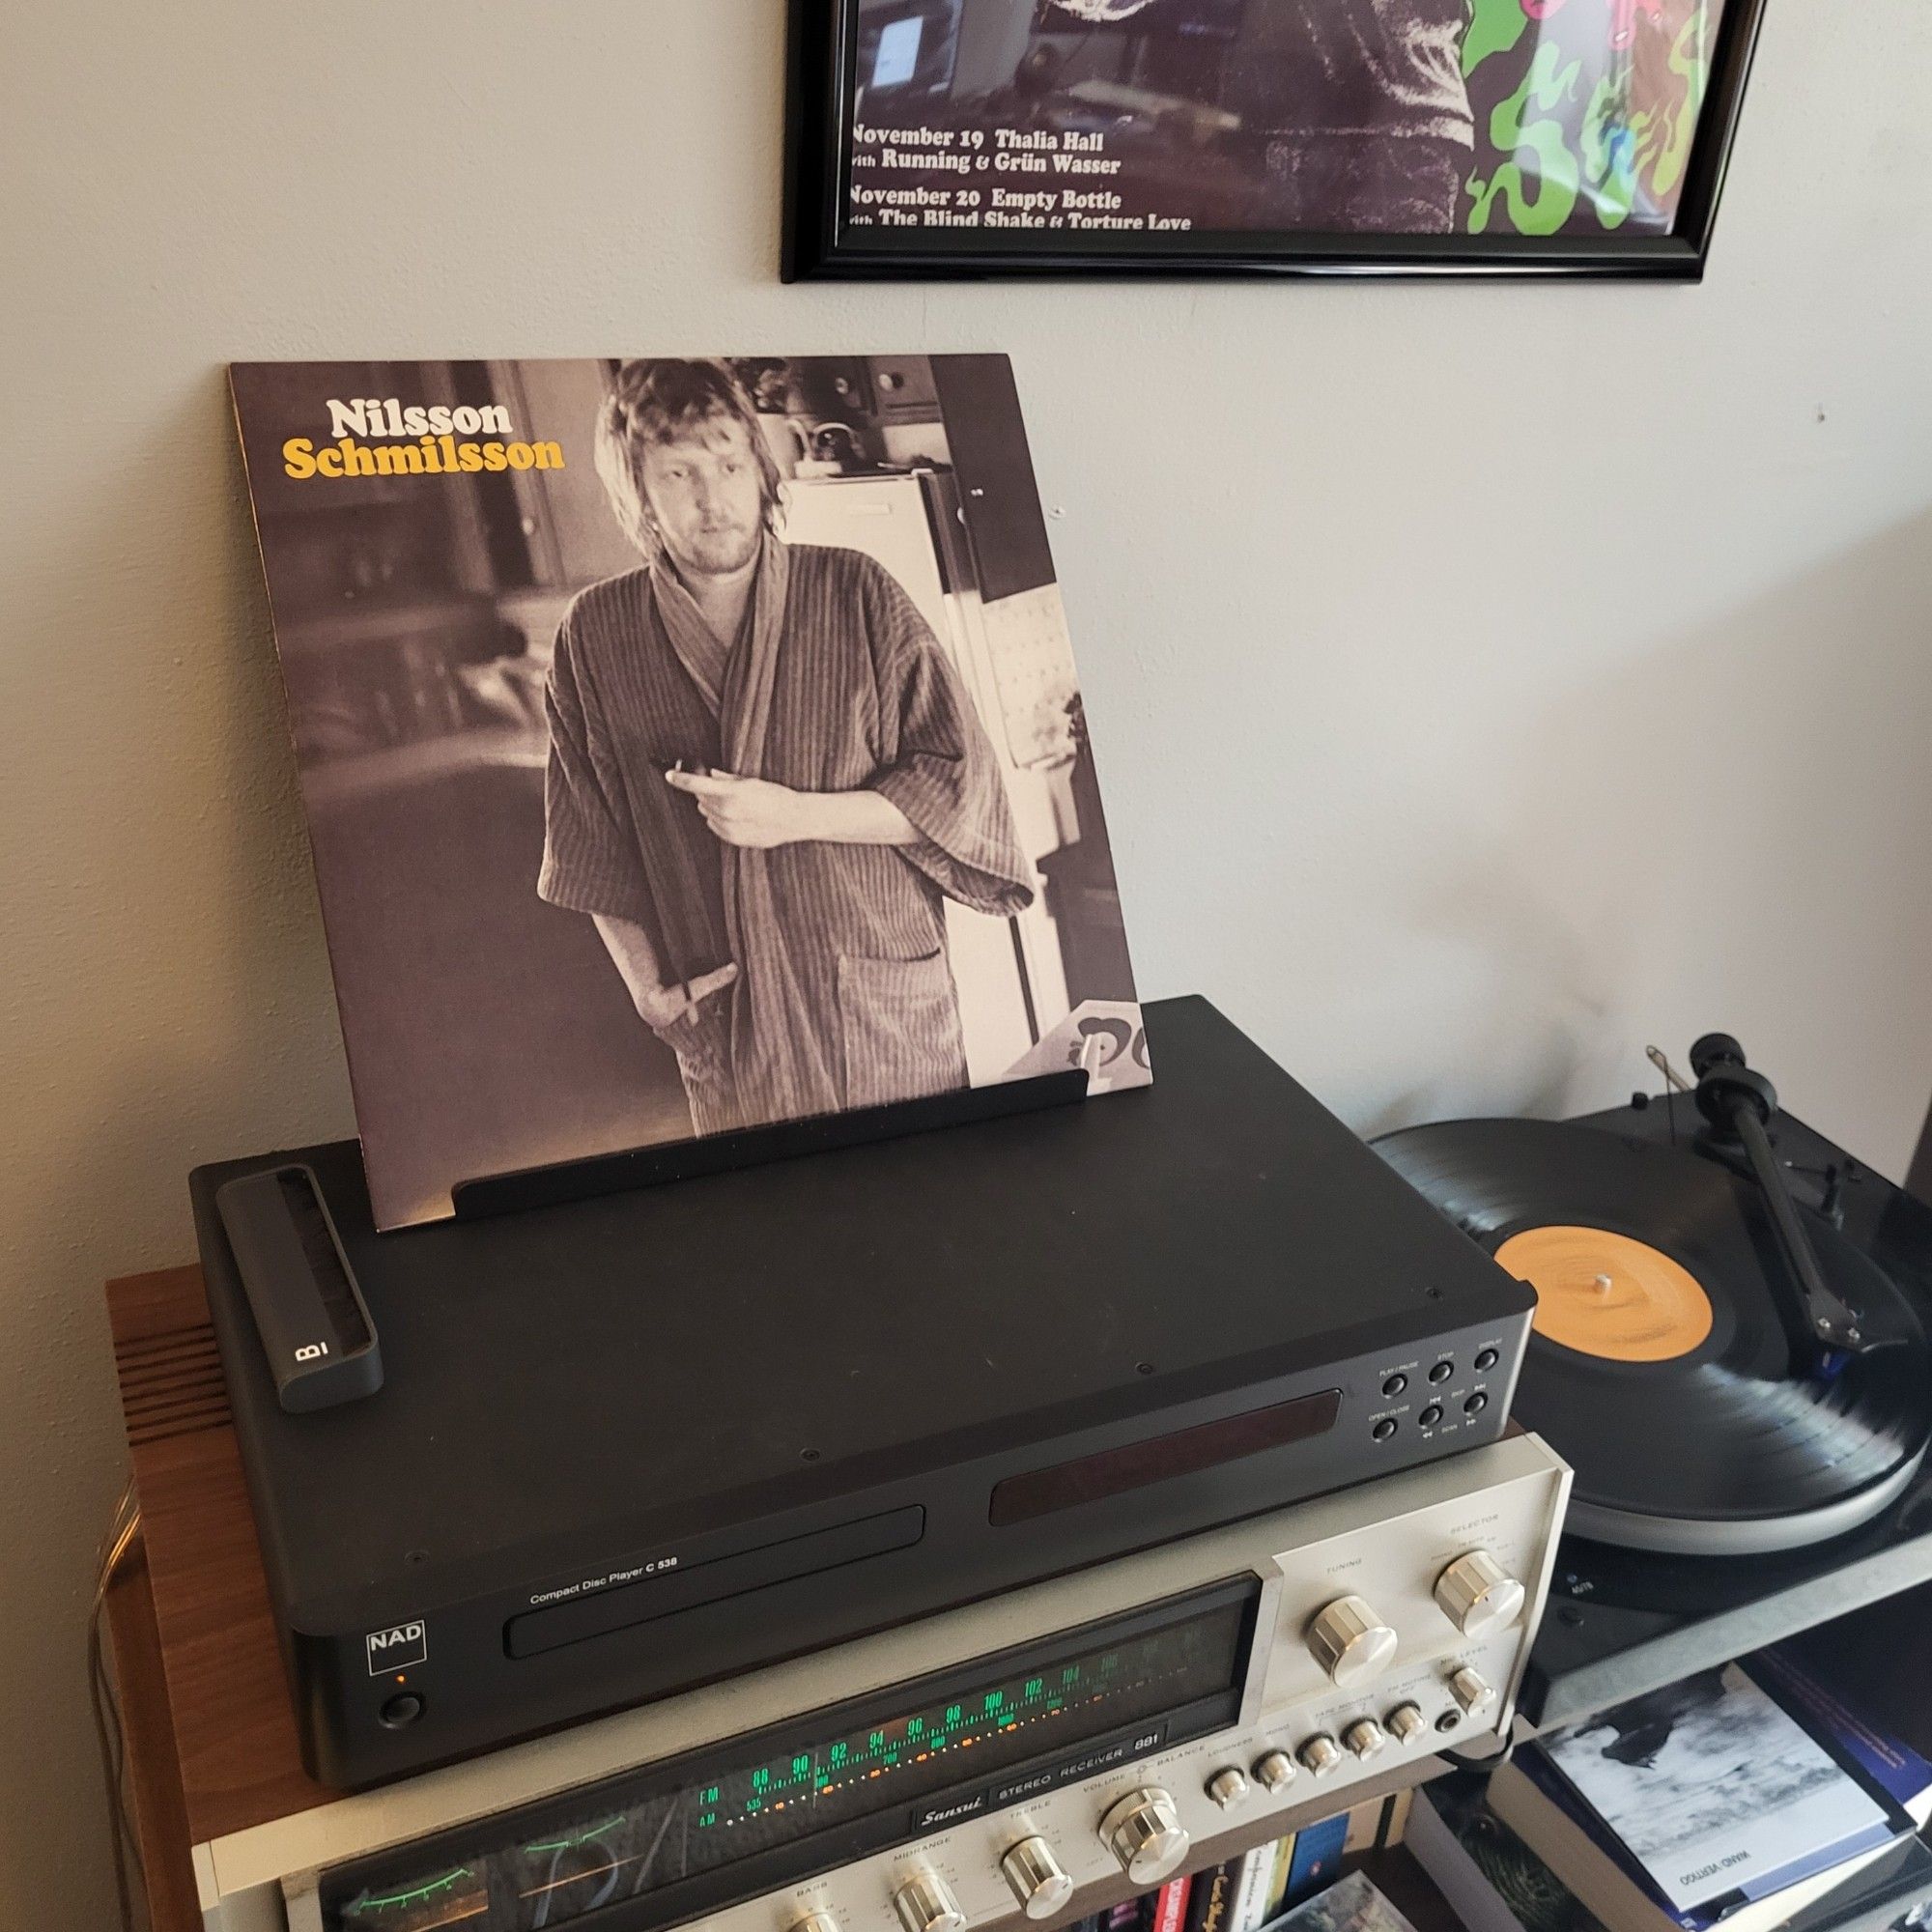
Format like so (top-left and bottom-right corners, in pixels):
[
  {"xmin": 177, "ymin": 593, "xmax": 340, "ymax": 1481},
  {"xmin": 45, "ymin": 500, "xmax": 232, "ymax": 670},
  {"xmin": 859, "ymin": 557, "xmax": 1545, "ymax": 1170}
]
[{"xmin": 1376, "ymin": 1035, "xmax": 1932, "ymax": 1731}]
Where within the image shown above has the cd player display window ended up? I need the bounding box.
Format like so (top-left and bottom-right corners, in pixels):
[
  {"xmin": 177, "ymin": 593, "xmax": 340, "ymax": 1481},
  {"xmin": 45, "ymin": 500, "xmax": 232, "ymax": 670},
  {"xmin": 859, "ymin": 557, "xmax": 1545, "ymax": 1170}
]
[{"xmin": 319, "ymin": 1581, "xmax": 1256, "ymax": 1932}]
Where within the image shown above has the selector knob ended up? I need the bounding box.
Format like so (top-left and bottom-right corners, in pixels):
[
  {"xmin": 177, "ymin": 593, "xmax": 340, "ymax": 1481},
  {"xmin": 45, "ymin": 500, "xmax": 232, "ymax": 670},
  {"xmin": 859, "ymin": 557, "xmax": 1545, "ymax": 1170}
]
[
  {"xmin": 1307, "ymin": 1596, "xmax": 1400, "ymax": 1688},
  {"xmin": 1252, "ymin": 1749, "xmax": 1296, "ymax": 1794},
  {"xmin": 1450, "ymin": 1666, "xmax": 1496, "ymax": 1716},
  {"xmin": 1208, "ymin": 1766, "xmax": 1251, "ymax": 1810},
  {"xmin": 895, "ymin": 1872, "xmax": 966, "ymax": 1932},
  {"xmin": 1435, "ymin": 1550, "xmax": 1526, "ymax": 1638},
  {"xmin": 1099, "ymin": 1787, "xmax": 1190, "ymax": 1885},
  {"xmin": 1386, "ymin": 1703, "xmax": 1428, "ymax": 1747},
  {"xmin": 1343, "ymin": 1718, "xmax": 1387, "ymax": 1761},
  {"xmin": 1002, "ymin": 1837, "xmax": 1075, "ymax": 1921},
  {"xmin": 1297, "ymin": 1733, "xmax": 1344, "ymax": 1777}
]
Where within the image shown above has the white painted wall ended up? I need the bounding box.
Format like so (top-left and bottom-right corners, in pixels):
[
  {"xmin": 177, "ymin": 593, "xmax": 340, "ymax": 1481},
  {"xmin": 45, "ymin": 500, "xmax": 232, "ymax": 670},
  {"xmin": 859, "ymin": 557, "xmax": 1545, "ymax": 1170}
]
[{"xmin": 4, "ymin": 1, "xmax": 1930, "ymax": 1921}]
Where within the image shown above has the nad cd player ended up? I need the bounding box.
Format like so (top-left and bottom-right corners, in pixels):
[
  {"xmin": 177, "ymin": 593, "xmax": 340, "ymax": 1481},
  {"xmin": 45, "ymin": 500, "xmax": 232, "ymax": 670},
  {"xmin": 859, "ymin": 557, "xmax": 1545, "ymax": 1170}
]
[
  {"xmin": 190, "ymin": 1432, "xmax": 1571, "ymax": 1932},
  {"xmin": 191, "ymin": 997, "xmax": 1538, "ymax": 1788}
]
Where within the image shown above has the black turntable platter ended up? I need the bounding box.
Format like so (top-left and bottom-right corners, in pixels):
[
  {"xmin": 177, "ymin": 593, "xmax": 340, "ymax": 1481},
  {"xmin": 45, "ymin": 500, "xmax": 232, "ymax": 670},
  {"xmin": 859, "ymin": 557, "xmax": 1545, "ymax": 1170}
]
[{"xmin": 1376, "ymin": 1111, "xmax": 1932, "ymax": 1557}]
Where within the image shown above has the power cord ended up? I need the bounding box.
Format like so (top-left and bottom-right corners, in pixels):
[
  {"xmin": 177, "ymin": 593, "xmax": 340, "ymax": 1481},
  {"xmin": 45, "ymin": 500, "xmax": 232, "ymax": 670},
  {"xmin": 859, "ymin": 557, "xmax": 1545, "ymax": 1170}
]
[{"xmin": 89, "ymin": 1478, "xmax": 146, "ymax": 1932}]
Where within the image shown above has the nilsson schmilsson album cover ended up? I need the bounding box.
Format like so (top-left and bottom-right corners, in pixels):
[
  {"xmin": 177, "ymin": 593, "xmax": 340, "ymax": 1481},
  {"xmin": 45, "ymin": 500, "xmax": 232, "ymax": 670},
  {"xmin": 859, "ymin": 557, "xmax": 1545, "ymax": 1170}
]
[{"xmin": 229, "ymin": 356, "xmax": 1148, "ymax": 1230}]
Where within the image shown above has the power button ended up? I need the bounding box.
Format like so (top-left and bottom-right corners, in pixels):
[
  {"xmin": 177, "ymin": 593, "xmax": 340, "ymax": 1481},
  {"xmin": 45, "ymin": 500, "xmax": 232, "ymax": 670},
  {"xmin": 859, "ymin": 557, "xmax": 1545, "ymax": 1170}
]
[{"xmin": 379, "ymin": 1691, "xmax": 425, "ymax": 1728}]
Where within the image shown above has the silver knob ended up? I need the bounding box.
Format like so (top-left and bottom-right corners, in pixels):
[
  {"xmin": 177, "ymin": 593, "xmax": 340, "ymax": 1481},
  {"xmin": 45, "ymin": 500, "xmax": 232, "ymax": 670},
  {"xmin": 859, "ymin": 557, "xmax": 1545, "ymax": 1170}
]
[
  {"xmin": 793, "ymin": 1917, "xmax": 839, "ymax": 1932},
  {"xmin": 1207, "ymin": 1766, "xmax": 1250, "ymax": 1810},
  {"xmin": 1099, "ymin": 1787, "xmax": 1190, "ymax": 1884},
  {"xmin": 1297, "ymin": 1733, "xmax": 1343, "ymax": 1776},
  {"xmin": 1252, "ymin": 1748, "xmax": 1296, "ymax": 1794},
  {"xmin": 895, "ymin": 1872, "xmax": 966, "ymax": 1932},
  {"xmin": 1450, "ymin": 1665, "xmax": 1496, "ymax": 1716},
  {"xmin": 1001, "ymin": 1837, "xmax": 1074, "ymax": 1921},
  {"xmin": 1306, "ymin": 1596, "xmax": 1399, "ymax": 1688},
  {"xmin": 1435, "ymin": 1550, "xmax": 1526, "ymax": 1638},
  {"xmin": 1386, "ymin": 1702, "xmax": 1427, "ymax": 1747},
  {"xmin": 1343, "ymin": 1718, "xmax": 1387, "ymax": 1761}
]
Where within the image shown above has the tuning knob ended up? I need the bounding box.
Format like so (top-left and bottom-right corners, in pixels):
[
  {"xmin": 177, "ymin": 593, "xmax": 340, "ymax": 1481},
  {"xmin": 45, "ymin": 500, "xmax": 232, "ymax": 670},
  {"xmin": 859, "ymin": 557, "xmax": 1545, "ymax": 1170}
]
[
  {"xmin": 1099, "ymin": 1788, "xmax": 1190, "ymax": 1884},
  {"xmin": 1450, "ymin": 1666, "xmax": 1496, "ymax": 1716},
  {"xmin": 1252, "ymin": 1748, "xmax": 1296, "ymax": 1794},
  {"xmin": 1435, "ymin": 1550, "xmax": 1526, "ymax": 1637},
  {"xmin": 895, "ymin": 1872, "xmax": 966, "ymax": 1932},
  {"xmin": 1002, "ymin": 1837, "xmax": 1074, "ymax": 1921},
  {"xmin": 1307, "ymin": 1596, "xmax": 1399, "ymax": 1688}
]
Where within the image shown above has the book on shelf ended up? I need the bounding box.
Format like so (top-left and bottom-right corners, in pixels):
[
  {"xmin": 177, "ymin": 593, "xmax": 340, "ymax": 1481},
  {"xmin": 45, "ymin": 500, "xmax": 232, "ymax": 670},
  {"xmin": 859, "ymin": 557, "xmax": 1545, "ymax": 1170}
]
[
  {"xmin": 1410, "ymin": 1771, "xmax": 1932, "ymax": 1932},
  {"xmin": 1265, "ymin": 1867, "xmax": 1423, "ymax": 1932},
  {"xmin": 1489, "ymin": 1662, "xmax": 1917, "ymax": 1932}
]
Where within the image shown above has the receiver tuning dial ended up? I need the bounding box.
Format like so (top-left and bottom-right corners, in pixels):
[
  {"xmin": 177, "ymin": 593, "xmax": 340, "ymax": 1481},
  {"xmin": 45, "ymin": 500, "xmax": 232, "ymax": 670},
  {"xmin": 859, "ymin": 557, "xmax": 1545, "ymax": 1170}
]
[
  {"xmin": 1099, "ymin": 1787, "xmax": 1190, "ymax": 1884},
  {"xmin": 1002, "ymin": 1837, "xmax": 1075, "ymax": 1921},
  {"xmin": 895, "ymin": 1872, "xmax": 966, "ymax": 1932},
  {"xmin": 1435, "ymin": 1549, "xmax": 1525, "ymax": 1637},
  {"xmin": 1307, "ymin": 1595, "xmax": 1399, "ymax": 1687}
]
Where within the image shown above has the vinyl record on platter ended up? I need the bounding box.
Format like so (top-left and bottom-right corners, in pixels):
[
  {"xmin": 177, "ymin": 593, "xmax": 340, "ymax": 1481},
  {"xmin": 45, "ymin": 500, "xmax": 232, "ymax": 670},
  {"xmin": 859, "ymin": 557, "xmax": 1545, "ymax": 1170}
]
[{"xmin": 1374, "ymin": 1118, "xmax": 1932, "ymax": 1555}]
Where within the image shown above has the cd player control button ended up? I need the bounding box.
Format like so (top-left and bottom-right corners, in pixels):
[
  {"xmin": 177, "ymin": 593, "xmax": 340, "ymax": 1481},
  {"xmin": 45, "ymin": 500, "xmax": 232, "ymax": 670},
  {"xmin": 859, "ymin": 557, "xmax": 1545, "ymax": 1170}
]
[
  {"xmin": 1296, "ymin": 1734, "xmax": 1343, "ymax": 1777},
  {"xmin": 1428, "ymin": 1361, "xmax": 1454, "ymax": 1383},
  {"xmin": 1380, "ymin": 1373, "xmax": 1407, "ymax": 1397},
  {"xmin": 1002, "ymin": 1837, "xmax": 1074, "ymax": 1921},
  {"xmin": 1418, "ymin": 1405, "xmax": 1444, "ymax": 1428},
  {"xmin": 1372, "ymin": 1418, "xmax": 1398, "ymax": 1442},
  {"xmin": 1449, "ymin": 1666, "xmax": 1496, "ymax": 1717},
  {"xmin": 1099, "ymin": 1788, "xmax": 1190, "ymax": 1885},
  {"xmin": 1343, "ymin": 1719, "xmax": 1387, "ymax": 1761},
  {"xmin": 895, "ymin": 1872, "xmax": 966, "ymax": 1932},
  {"xmin": 1474, "ymin": 1348, "xmax": 1500, "ymax": 1371},
  {"xmin": 1252, "ymin": 1749, "xmax": 1296, "ymax": 1794},
  {"xmin": 1386, "ymin": 1703, "xmax": 1427, "ymax": 1747},
  {"xmin": 1435, "ymin": 1549, "xmax": 1525, "ymax": 1637},
  {"xmin": 1207, "ymin": 1766, "xmax": 1250, "ymax": 1810},
  {"xmin": 1307, "ymin": 1595, "xmax": 1399, "ymax": 1688},
  {"xmin": 1463, "ymin": 1391, "xmax": 1489, "ymax": 1416},
  {"xmin": 378, "ymin": 1691, "xmax": 423, "ymax": 1728}
]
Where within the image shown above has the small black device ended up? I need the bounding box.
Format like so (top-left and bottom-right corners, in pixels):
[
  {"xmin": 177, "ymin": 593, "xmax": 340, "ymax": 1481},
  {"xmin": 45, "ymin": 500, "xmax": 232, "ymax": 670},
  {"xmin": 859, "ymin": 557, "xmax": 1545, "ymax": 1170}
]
[
  {"xmin": 192, "ymin": 996, "xmax": 1536, "ymax": 1788},
  {"xmin": 214, "ymin": 1165, "xmax": 383, "ymax": 1412}
]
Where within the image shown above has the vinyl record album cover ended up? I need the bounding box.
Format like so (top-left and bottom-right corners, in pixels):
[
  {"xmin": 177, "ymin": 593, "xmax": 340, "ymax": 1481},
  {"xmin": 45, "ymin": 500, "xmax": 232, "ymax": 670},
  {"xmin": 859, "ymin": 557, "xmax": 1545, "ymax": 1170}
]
[{"xmin": 230, "ymin": 355, "xmax": 1147, "ymax": 1229}]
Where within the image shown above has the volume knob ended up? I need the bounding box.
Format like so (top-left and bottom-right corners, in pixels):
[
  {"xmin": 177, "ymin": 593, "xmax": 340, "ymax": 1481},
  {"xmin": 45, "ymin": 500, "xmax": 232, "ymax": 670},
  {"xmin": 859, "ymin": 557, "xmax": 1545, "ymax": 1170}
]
[
  {"xmin": 1002, "ymin": 1837, "xmax": 1074, "ymax": 1921},
  {"xmin": 895, "ymin": 1873, "xmax": 966, "ymax": 1932},
  {"xmin": 1099, "ymin": 1787, "xmax": 1190, "ymax": 1885},
  {"xmin": 1307, "ymin": 1596, "xmax": 1399, "ymax": 1688},
  {"xmin": 1435, "ymin": 1550, "xmax": 1525, "ymax": 1637}
]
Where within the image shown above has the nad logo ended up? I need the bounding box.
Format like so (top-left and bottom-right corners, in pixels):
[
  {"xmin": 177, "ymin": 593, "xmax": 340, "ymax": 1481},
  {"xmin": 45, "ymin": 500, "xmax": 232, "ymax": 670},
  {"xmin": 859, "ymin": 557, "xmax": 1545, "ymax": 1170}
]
[{"xmin": 365, "ymin": 1621, "xmax": 427, "ymax": 1674}]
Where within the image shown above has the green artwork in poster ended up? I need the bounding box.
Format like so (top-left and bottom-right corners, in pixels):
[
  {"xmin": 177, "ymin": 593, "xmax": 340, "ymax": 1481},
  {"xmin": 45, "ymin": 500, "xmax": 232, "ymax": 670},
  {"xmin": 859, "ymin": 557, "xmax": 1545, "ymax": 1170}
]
[{"xmin": 1462, "ymin": 0, "xmax": 1717, "ymax": 237}]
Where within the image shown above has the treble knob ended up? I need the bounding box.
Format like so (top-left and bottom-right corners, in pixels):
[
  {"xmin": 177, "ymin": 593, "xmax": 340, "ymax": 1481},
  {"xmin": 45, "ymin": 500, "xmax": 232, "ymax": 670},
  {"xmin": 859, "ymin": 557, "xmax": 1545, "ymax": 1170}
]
[
  {"xmin": 1306, "ymin": 1595, "xmax": 1399, "ymax": 1688},
  {"xmin": 894, "ymin": 1872, "xmax": 965, "ymax": 1932},
  {"xmin": 1099, "ymin": 1787, "xmax": 1190, "ymax": 1884},
  {"xmin": 1435, "ymin": 1550, "xmax": 1525, "ymax": 1637},
  {"xmin": 1001, "ymin": 1836, "xmax": 1074, "ymax": 1921}
]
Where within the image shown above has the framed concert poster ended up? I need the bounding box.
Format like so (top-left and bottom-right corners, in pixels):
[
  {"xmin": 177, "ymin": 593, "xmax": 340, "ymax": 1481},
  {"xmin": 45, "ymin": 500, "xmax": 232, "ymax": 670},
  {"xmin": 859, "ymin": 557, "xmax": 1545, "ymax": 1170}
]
[{"xmin": 783, "ymin": 0, "xmax": 1767, "ymax": 279}]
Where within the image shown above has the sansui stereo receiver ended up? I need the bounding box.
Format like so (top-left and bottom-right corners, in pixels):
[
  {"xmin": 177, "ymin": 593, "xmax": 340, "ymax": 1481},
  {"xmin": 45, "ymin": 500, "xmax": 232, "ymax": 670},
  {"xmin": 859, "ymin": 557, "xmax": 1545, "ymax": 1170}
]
[
  {"xmin": 188, "ymin": 1432, "xmax": 1570, "ymax": 1932},
  {"xmin": 190, "ymin": 999, "xmax": 1539, "ymax": 1786}
]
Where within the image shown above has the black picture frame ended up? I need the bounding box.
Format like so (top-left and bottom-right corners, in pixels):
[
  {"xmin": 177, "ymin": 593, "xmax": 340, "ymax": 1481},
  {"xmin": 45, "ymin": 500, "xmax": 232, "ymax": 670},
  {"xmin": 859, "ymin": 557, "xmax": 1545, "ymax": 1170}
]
[{"xmin": 783, "ymin": 0, "xmax": 1768, "ymax": 281}]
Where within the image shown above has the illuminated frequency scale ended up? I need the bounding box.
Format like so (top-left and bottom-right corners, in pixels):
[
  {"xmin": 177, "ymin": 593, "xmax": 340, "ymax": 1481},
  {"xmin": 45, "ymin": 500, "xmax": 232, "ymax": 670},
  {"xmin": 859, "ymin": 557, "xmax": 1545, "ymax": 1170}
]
[{"xmin": 193, "ymin": 1432, "xmax": 1570, "ymax": 1932}]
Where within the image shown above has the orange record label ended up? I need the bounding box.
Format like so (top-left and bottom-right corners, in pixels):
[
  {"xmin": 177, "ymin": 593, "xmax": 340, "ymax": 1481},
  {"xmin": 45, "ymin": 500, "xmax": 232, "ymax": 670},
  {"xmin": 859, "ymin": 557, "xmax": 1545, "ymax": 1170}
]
[{"xmin": 1494, "ymin": 1225, "xmax": 1715, "ymax": 1362}]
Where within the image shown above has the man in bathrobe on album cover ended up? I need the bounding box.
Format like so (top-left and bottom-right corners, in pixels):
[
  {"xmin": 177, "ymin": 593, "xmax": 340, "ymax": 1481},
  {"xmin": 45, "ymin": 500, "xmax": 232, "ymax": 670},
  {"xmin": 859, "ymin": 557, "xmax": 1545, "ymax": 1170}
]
[{"xmin": 538, "ymin": 357, "xmax": 1035, "ymax": 1137}]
